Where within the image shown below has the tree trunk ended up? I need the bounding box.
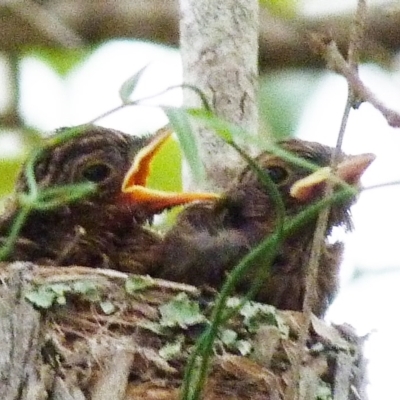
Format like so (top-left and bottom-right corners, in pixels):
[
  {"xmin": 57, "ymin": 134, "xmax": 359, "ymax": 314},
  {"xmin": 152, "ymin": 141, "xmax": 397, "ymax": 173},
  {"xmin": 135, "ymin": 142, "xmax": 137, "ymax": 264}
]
[{"xmin": 179, "ymin": 0, "xmax": 259, "ymax": 190}]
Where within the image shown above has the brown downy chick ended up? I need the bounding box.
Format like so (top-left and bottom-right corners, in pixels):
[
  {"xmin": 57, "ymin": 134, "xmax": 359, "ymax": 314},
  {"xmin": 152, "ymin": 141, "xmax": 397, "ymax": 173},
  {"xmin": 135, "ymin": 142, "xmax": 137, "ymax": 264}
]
[
  {"xmin": 154, "ymin": 139, "xmax": 375, "ymax": 316},
  {"xmin": 0, "ymin": 125, "xmax": 218, "ymax": 273}
]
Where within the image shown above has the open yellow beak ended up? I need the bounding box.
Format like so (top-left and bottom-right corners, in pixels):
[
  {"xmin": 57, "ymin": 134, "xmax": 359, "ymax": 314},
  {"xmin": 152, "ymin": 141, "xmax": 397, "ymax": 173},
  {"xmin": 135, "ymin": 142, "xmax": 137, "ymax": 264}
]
[
  {"xmin": 122, "ymin": 127, "xmax": 220, "ymax": 212},
  {"xmin": 290, "ymin": 153, "xmax": 376, "ymax": 202}
]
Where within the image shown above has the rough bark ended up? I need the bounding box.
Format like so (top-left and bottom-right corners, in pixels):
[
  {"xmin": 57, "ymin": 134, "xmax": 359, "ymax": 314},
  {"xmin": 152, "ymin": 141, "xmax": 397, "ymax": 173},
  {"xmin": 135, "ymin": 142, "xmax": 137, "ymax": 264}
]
[
  {"xmin": 0, "ymin": 263, "xmax": 367, "ymax": 400},
  {"xmin": 0, "ymin": 1, "xmax": 398, "ymax": 71},
  {"xmin": 0, "ymin": 263, "xmax": 44, "ymax": 400},
  {"xmin": 180, "ymin": 0, "xmax": 259, "ymax": 190}
]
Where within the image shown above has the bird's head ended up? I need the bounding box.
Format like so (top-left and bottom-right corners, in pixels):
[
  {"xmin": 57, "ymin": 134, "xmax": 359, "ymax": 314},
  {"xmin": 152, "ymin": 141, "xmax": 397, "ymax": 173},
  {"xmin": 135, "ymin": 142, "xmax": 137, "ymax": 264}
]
[
  {"xmin": 17, "ymin": 126, "xmax": 144, "ymax": 200},
  {"xmin": 16, "ymin": 125, "xmax": 219, "ymax": 224},
  {"xmin": 225, "ymin": 139, "xmax": 375, "ymax": 232}
]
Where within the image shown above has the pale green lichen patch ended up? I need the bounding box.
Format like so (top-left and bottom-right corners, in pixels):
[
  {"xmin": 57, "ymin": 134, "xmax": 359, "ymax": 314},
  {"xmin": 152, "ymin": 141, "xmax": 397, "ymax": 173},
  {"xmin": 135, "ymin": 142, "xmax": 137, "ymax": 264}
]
[
  {"xmin": 159, "ymin": 292, "xmax": 207, "ymax": 329},
  {"xmin": 25, "ymin": 279, "xmax": 105, "ymax": 309},
  {"xmin": 125, "ymin": 275, "xmax": 155, "ymax": 294},
  {"xmin": 159, "ymin": 335, "xmax": 185, "ymax": 360},
  {"xmin": 227, "ymin": 297, "xmax": 289, "ymax": 337}
]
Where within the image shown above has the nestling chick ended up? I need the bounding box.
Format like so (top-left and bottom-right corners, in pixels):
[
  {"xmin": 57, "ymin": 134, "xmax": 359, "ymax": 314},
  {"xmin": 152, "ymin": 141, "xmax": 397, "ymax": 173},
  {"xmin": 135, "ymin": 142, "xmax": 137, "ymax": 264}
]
[
  {"xmin": 153, "ymin": 139, "xmax": 375, "ymax": 316},
  {"xmin": 0, "ymin": 125, "xmax": 217, "ymax": 272}
]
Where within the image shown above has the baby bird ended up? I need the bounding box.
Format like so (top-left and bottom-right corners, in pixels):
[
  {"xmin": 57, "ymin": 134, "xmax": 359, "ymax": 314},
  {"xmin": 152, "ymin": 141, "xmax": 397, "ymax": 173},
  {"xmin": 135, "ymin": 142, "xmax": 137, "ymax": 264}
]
[
  {"xmin": 0, "ymin": 125, "xmax": 217, "ymax": 273},
  {"xmin": 153, "ymin": 139, "xmax": 375, "ymax": 316}
]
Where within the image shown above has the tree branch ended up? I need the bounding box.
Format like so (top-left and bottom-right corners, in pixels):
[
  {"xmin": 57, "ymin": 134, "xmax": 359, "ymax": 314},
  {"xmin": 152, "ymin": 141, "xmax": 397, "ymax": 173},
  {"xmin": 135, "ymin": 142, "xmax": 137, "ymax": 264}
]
[{"xmin": 1, "ymin": 1, "xmax": 399, "ymax": 71}]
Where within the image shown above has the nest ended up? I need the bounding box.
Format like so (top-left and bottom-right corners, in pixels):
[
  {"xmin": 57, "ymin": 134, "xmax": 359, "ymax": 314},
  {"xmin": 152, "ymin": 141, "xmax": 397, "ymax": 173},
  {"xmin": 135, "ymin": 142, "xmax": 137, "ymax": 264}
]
[{"xmin": 0, "ymin": 263, "xmax": 367, "ymax": 400}]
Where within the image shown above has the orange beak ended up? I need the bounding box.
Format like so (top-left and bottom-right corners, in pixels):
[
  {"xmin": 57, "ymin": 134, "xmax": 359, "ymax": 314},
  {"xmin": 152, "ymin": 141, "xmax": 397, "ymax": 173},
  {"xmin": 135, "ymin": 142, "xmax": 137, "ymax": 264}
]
[
  {"xmin": 290, "ymin": 153, "xmax": 376, "ymax": 202},
  {"xmin": 121, "ymin": 127, "xmax": 220, "ymax": 212}
]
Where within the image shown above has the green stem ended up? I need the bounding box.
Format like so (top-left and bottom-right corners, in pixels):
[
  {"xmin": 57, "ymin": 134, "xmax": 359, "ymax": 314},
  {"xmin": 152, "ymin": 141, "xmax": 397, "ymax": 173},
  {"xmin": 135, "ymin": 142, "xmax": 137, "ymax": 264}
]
[
  {"xmin": 181, "ymin": 188, "xmax": 353, "ymax": 400},
  {"xmin": 182, "ymin": 140, "xmax": 288, "ymax": 400},
  {"xmin": 0, "ymin": 207, "xmax": 30, "ymax": 261}
]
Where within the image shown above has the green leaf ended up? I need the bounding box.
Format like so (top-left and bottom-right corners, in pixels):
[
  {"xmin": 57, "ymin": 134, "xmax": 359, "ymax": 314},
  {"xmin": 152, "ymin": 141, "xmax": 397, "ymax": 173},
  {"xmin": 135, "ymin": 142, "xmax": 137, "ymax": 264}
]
[
  {"xmin": 159, "ymin": 293, "xmax": 207, "ymax": 329},
  {"xmin": 119, "ymin": 64, "xmax": 149, "ymax": 104},
  {"xmin": 259, "ymin": 71, "xmax": 320, "ymax": 140},
  {"xmin": 163, "ymin": 107, "xmax": 206, "ymax": 184},
  {"xmin": 189, "ymin": 108, "xmax": 256, "ymax": 146},
  {"xmin": 188, "ymin": 109, "xmax": 234, "ymax": 143},
  {"xmin": 125, "ymin": 275, "xmax": 155, "ymax": 294}
]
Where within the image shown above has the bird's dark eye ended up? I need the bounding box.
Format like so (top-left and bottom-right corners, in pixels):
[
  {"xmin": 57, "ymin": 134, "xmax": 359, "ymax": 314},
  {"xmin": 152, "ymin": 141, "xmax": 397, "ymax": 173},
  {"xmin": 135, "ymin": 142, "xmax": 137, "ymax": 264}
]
[
  {"xmin": 82, "ymin": 163, "xmax": 112, "ymax": 183},
  {"xmin": 266, "ymin": 166, "xmax": 289, "ymax": 184}
]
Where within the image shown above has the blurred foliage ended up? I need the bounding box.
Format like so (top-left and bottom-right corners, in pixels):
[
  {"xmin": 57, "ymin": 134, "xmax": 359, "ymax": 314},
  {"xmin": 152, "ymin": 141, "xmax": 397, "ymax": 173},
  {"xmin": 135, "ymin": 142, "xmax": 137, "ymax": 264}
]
[
  {"xmin": 0, "ymin": 158, "xmax": 23, "ymax": 197},
  {"xmin": 23, "ymin": 47, "xmax": 93, "ymax": 76},
  {"xmin": 119, "ymin": 64, "xmax": 150, "ymax": 104},
  {"xmin": 259, "ymin": 0, "xmax": 298, "ymax": 19},
  {"xmin": 259, "ymin": 70, "xmax": 322, "ymax": 140},
  {"xmin": 0, "ymin": 128, "xmax": 44, "ymax": 200},
  {"xmin": 19, "ymin": 126, "xmax": 46, "ymax": 148}
]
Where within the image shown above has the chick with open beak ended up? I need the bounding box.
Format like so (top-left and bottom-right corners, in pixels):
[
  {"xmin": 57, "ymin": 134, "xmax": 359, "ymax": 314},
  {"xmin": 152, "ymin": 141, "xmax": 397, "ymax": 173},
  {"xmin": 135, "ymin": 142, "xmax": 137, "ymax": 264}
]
[
  {"xmin": 0, "ymin": 125, "xmax": 218, "ymax": 273},
  {"xmin": 154, "ymin": 139, "xmax": 375, "ymax": 316}
]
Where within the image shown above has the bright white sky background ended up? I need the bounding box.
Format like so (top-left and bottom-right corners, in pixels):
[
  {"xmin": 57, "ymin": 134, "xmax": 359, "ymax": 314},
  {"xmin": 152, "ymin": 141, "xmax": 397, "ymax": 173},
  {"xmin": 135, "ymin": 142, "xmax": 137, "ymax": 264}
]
[{"xmin": 0, "ymin": 1, "xmax": 399, "ymax": 398}]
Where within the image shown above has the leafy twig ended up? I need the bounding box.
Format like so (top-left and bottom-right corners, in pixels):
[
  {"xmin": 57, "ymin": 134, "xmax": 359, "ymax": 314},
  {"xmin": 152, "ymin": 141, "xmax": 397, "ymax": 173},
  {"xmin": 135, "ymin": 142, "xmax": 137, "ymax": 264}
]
[{"xmin": 89, "ymin": 83, "xmax": 211, "ymax": 125}]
